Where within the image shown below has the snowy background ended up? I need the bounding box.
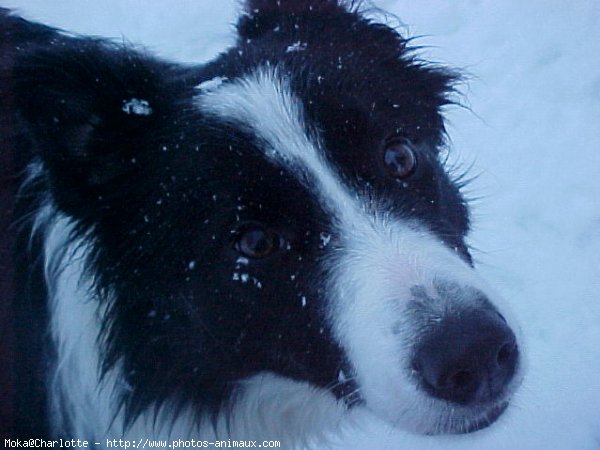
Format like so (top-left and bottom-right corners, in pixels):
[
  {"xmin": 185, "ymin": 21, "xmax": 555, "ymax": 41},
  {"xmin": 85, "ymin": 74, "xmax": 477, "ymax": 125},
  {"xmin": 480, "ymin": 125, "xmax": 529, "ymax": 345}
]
[{"xmin": 5, "ymin": 1, "xmax": 600, "ymax": 449}]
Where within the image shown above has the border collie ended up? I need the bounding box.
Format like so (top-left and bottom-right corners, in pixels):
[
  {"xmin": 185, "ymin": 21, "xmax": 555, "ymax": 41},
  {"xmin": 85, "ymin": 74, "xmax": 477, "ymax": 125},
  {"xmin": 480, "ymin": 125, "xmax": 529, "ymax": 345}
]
[{"xmin": 2, "ymin": 0, "xmax": 523, "ymax": 446}]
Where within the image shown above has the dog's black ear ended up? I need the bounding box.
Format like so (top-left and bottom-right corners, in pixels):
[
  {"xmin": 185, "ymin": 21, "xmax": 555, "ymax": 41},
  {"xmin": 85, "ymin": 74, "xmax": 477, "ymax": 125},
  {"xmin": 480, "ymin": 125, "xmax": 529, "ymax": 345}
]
[
  {"xmin": 13, "ymin": 40, "xmax": 182, "ymax": 211},
  {"xmin": 238, "ymin": 0, "xmax": 351, "ymax": 39}
]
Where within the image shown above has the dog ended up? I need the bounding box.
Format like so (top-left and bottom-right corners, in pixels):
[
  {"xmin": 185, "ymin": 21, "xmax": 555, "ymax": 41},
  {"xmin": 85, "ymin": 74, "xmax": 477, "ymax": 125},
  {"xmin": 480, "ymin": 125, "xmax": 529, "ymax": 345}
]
[{"xmin": 1, "ymin": 0, "xmax": 523, "ymax": 446}]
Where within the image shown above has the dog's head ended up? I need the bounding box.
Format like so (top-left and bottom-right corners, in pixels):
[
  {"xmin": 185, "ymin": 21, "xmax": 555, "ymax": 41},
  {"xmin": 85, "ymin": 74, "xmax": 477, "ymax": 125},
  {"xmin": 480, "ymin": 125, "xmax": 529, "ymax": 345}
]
[{"xmin": 13, "ymin": 0, "xmax": 522, "ymax": 436}]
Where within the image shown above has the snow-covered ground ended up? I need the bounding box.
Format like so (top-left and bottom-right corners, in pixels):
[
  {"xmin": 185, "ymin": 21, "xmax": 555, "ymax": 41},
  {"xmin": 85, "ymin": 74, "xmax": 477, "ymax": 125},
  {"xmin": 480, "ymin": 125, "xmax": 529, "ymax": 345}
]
[{"xmin": 6, "ymin": 1, "xmax": 600, "ymax": 449}]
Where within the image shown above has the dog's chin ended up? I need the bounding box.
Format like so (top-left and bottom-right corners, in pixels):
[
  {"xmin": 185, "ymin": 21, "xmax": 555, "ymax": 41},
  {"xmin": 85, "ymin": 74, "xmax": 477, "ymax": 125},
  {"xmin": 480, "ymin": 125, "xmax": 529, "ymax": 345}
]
[{"xmin": 425, "ymin": 401, "xmax": 509, "ymax": 435}]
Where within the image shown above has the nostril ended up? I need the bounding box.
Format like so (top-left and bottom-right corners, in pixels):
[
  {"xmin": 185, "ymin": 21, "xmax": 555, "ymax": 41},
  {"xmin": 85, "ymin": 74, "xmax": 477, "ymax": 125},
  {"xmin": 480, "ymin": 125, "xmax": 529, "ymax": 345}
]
[
  {"xmin": 496, "ymin": 343, "xmax": 515, "ymax": 367},
  {"xmin": 447, "ymin": 369, "xmax": 474, "ymax": 391}
]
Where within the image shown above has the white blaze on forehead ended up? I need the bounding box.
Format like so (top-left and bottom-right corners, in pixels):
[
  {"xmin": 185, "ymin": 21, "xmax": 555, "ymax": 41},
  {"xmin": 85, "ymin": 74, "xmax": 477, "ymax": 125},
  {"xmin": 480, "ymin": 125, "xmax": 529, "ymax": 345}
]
[
  {"xmin": 194, "ymin": 66, "xmax": 503, "ymax": 311},
  {"xmin": 196, "ymin": 67, "xmax": 364, "ymax": 225},
  {"xmin": 195, "ymin": 68, "xmax": 474, "ymax": 282}
]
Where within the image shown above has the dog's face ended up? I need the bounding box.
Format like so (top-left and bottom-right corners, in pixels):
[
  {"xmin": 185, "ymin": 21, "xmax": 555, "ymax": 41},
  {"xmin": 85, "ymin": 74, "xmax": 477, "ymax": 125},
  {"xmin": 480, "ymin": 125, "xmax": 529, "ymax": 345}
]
[{"xmin": 14, "ymin": 0, "xmax": 521, "ymax": 436}]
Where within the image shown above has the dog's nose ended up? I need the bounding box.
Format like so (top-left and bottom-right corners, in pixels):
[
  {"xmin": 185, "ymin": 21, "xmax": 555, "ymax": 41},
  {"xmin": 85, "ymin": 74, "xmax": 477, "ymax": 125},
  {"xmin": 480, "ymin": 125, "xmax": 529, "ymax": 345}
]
[{"xmin": 413, "ymin": 308, "xmax": 519, "ymax": 405}]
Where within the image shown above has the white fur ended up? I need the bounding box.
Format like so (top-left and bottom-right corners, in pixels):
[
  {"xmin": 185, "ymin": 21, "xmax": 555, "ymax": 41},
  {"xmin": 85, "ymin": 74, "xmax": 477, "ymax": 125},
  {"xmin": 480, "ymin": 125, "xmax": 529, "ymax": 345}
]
[
  {"xmin": 42, "ymin": 208, "xmax": 116, "ymax": 436},
  {"xmin": 197, "ymin": 68, "xmax": 523, "ymax": 434}
]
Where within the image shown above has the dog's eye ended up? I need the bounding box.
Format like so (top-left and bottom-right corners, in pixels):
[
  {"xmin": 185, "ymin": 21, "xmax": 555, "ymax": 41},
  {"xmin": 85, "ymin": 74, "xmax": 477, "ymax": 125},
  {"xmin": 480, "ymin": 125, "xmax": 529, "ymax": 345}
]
[
  {"xmin": 234, "ymin": 225, "xmax": 279, "ymax": 259},
  {"xmin": 382, "ymin": 140, "xmax": 417, "ymax": 179}
]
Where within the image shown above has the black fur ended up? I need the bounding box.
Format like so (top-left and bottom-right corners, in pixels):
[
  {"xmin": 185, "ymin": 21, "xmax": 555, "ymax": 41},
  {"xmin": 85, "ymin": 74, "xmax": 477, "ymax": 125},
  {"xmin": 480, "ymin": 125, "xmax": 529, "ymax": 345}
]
[{"xmin": 2, "ymin": 0, "xmax": 472, "ymax": 437}]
